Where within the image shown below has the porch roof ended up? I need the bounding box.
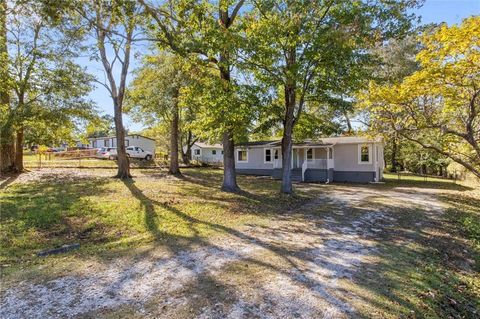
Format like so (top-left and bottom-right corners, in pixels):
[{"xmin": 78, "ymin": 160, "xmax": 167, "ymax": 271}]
[
  {"xmin": 236, "ymin": 136, "xmax": 381, "ymax": 148},
  {"xmin": 269, "ymin": 141, "xmax": 334, "ymax": 148}
]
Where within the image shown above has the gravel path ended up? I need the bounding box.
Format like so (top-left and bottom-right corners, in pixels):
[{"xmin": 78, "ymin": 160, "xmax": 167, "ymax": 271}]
[{"xmin": 0, "ymin": 178, "xmax": 444, "ymax": 318}]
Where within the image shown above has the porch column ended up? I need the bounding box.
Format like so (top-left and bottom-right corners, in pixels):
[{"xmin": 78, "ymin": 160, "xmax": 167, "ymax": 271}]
[{"xmin": 327, "ymin": 147, "xmax": 334, "ymax": 182}]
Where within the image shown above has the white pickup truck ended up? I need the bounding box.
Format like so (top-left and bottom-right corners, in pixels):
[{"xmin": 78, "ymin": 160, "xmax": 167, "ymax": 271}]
[
  {"xmin": 125, "ymin": 146, "xmax": 153, "ymax": 160},
  {"xmin": 96, "ymin": 146, "xmax": 153, "ymax": 161}
]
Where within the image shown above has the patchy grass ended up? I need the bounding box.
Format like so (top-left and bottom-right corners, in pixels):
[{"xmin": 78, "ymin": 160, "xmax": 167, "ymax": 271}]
[
  {"xmin": 22, "ymin": 155, "xmax": 159, "ymax": 168},
  {"xmin": 346, "ymin": 177, "xmax": 480, "ymax": 318},
  {"xmin": 0, "ymin": 168, "xmax": 308, "ymax": 268},
  {"xmin": 383, "ymin": 172, "xmax": 468, "ymax": 190}
]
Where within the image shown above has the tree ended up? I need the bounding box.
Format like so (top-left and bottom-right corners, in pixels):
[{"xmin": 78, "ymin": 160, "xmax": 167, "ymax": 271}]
[
  {"xmin": 3, "ymin": 0, "xmax": 94, "ymax": 172},
  {"xmin": 360, "ymin": 17, "xmax": 480, "ymax": 178},
  {"xmin": 77, "ymin": 0, "xmax": 143, "ymax": 179},
  {"xmin": 127, "ymin": 52, "xmax": 192, "ymax": 175},
  {"xmin": 250, "ymin": 92, "xmax": 343, "ymax": 141},
  {"xmin": 0, "ymin": 0, "xmax": 14, "ymax": 173},
  {"xmin": 243, "ymin": 0, "xmax": 419, "ymax": 193},
  {"xmin": 139, "ymin": 0, "xmax": 248, "ymax": 192},
  {"xmin": 368, "ymin": 33, "xmax": 422, "ymax": 172}
]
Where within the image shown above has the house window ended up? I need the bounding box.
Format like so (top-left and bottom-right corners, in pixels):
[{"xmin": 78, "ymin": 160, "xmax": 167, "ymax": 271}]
[
  {"xmin": 359, "ymin": 145, "xmax": 371, "ymax": 164},
  {"xmin": 194, "ymin": 149, "xmax": 200, "ymax": 156},
  {"xmin": 212, "ymin": 150, "xmax": 217, "ymax": 155},
  {"xmin": 274, "ymin": 149, "xmax": 279, "ymax": 160},
  {"xmin": 329, "ymin": 148, "xmax": 333, "ymax": 159},
  {"xmin": 264, "ymin": 149, "xmax": 272, "ymax": 163},
  {"xmin": 125, "ymin": 139, "xmax": 129, "ymax": 147},
  {"xmin": 221, "ymin": 150, "xmax": 224, "ymax": 155},
  {"xmin": 237, "ymin": 149, "xmax": 248, "ymax": 162},
  {"xmin": 307, "ymin": 148, "xmax": 313, "ymax": 160}
]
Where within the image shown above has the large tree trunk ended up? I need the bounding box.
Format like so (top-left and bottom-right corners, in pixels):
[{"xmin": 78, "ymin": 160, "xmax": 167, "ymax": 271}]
[
  {"xmin": 93, "ymin": 6, "xmax": 133, "ymax": 179},
  {"xmin": 0, "ymin": 0, "xmax": 14, "ymax": 174},
  {"xmin": 113, "ymin": 99, "xmax": 131, "ymax": 179},
  {"xmin": 0, "ymin": 128, "xmax": 15, "ymax": 173},
  {"xmin": 169, "ymin": 99, "xmax": 180, "ymax": 175},
  {"xmin": 221, "ymin": 131, "xmax": 239, "ymax": 192},
  {"xmin": 219, "ymin": 52, "xmax": 239, "ymax": 192},
  {"xmin": 281, "ymin": 83, "xmax": 296, "ymax": 194},
  {"xmin": 14, "ymin": 127, "xmax": 24, "ymax": 172}
]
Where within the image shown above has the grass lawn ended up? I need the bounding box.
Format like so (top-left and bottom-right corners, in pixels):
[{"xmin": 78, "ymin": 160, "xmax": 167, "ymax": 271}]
[
  {"xmin": 0, "ymin": 168, "xmax": 478, "ymax": 318},
  {"xmin": 0, "ymin": 168, "xmax": 308, "ymax": 267}
]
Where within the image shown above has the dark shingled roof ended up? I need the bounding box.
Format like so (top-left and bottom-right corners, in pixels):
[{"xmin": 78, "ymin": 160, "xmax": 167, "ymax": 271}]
[
  {"xmin": 237, "ymin": 140, "xmax": 334, "ymax": 147},
  {"xmin": 236, "ymin": 141, "xmax": 277, "ymax": 147}
]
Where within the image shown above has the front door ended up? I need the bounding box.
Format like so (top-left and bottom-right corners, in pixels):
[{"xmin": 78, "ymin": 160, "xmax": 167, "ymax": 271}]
[{"xmin": 292, "ymin": 149, "xmax": 299, "ymax": 168}]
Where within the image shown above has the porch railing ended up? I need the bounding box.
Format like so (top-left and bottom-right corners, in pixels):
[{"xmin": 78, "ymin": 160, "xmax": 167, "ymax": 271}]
[
  {"xmin": 273, "ymin": 158, "xmax": 282, "ymax": 169},
  {"xmin": 305, "ymin": 159, "xmax": 327, "ymax": 169},
  {"xmin": 302, "ymin": 159, "xmax": 327, "ymax": 181}
]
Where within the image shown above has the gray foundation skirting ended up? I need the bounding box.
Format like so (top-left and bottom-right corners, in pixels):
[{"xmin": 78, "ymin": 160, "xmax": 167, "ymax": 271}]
[
  {"xmin": 333, "ymin": 171, "xmax": 375, "ymax": 183},
  {"xmin": 304, "ymin": 169, "xmax": 327, "ymax": 182},
  {"xmin": 236, "ymin": 169, "xmax": 274, "ymax": 176},
  {"xmin": 235, "ymin": 168, "xmax": 376, "ymax": 183}
]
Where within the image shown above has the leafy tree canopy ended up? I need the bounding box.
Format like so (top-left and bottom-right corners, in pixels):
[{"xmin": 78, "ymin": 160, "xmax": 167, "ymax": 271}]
[{"xmin": 359, "ymin": 16, "xmax": 480, "ymax": 177}]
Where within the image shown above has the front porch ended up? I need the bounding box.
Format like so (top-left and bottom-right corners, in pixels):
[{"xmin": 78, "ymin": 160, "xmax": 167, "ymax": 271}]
[{"xmin": 272, "ymin": 145, "xmax": 335, "ymax": 182}]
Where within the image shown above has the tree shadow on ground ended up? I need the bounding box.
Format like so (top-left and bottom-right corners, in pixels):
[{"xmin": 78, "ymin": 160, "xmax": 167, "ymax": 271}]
[
  {"xmin": 343, "ymin": 190, "xmax": 480, "ymax": 318},
  {"xmin": 119, "ymin": 176, "xmax": 477, "ymax": 317},
  {"xmin": 118, "ymin": 178, "xmax": 362, "ymax": 316},
  {"xmin": 0, "ymin": 173, "xmax": 20, "ymax": 190}
]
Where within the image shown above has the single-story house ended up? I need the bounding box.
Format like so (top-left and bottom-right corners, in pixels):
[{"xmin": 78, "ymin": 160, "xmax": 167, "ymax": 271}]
[
  {"xmin": 84, "ymin": 134, "xmax": 156, "ymax": 154},
  {"xmin": 190, "ymin": 142, "xmax": 223, "ymax": 164},
  {"xmin": 234, "ymin": 136, "xmax": 384, "ymax": 183}
]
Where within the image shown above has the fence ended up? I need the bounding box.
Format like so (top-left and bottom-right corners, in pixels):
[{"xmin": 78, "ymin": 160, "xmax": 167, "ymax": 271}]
[
  {"xmin": 23, "ymin": 150, "xmax": 159, "ymax": 169},
  {"xmin": 391, "ymin": 171, "xmax": 457, "ymax": 183}
]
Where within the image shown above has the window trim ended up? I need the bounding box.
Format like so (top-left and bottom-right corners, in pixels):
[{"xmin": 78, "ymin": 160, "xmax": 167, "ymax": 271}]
[
  {"xmin": 306, "ymin": 148, "xmax": 314, "ymax": 161},
  {"xmin": 237, "ymin": 149, "xmax": 248, "ymax": 163},
  {"xmin": 264, "ymin": 148, "xmax": 273, "ymax": 163},
  {"xmin": 358, "ymin": 144, "xmax": 372, "ymax": 164},
  {"xmin": 194, "ymin": 149, "xmax": 201, "ymax": 156}
]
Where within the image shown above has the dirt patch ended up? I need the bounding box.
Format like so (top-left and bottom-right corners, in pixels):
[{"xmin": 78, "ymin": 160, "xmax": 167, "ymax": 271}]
[{"xmin": 10, "ymin": 169, "xmax": 115, "ymax": 184}]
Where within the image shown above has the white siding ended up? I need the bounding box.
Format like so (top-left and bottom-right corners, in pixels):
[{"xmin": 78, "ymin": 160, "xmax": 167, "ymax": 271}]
[
  {"xmin": 235, "ymin": 147, "xmax": 275, "ymax": 169},
  {"xmin": 191, "ymin": 145, "xmax": 223, "ymax": 163},
  {"xmin": 333, "ymin": 143, "xmax": 375, "ymax": 172}
]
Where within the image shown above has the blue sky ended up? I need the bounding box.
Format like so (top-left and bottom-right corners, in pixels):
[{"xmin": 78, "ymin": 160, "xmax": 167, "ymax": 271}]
[{"xmin": 86, "ymin": 0, "xmax": 480, "ymax": 133}]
